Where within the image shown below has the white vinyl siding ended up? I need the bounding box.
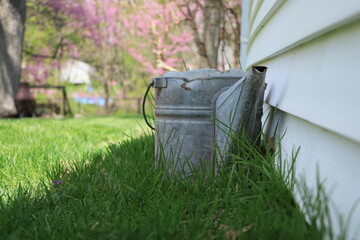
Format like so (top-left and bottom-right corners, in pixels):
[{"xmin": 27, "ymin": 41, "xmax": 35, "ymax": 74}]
[
  {"xmin": 249, "ymin": 0, "xmax": 284, "ymax": 41},
  {"xmin": 242, "ymin": 0, "xmax": 360, "ymax": 239},
  {"xmin": 246, "ymin": 0, "xmax": 360, "ymax": 67},
  {"xmin": 262, "ymin": 21, "xmax": 360, "ymax": 143},
  {"xmin": 264, "ymin": 107, "xmax": 360, "ymax": 238}
]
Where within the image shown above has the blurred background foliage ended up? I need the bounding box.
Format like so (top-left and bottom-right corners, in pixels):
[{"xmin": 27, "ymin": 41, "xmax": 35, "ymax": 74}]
[{"xmin": 21, "ymin": 0, "xmax": 241, "ymax": 116}]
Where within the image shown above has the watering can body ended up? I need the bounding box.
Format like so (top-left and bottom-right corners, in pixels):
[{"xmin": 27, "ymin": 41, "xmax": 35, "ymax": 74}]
[{"xmin": 153, "ymin": 67, "xmax": 267, "ymax": 173}]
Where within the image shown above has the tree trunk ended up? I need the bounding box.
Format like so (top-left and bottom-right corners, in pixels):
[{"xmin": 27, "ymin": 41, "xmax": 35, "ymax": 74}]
[
  {"xmin": 200, "ymin": 0, "xmax": 221, "ymax": 69},
  {"xmin": 0, "ymin": 0, "xmax": 26, "ymax": 117},
  {"xmin": 104, "ymin": 80, "xmax": 110, "ymax": 111}
]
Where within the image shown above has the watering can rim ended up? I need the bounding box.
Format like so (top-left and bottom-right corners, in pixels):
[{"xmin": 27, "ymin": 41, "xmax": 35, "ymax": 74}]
[
  {"xmin": 157, "ymin": 68, "xmax": 246, "ymax": 82},
  {"xmin": 154, "ymin": 66, "xmax": 267, "ymax": 82},
  {"xmin": 152, "ymin": 76, "xmax": 247, "ymax": 84}
]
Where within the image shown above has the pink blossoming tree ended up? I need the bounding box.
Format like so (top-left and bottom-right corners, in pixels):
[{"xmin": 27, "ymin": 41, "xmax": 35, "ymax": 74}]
[
  {"xmin": 22, "ymin": 0, "xmax": 242, "ymax": 113},
  {"xmin": 121, "ymin": 1, "xmax": 193, "ymax": 75}
]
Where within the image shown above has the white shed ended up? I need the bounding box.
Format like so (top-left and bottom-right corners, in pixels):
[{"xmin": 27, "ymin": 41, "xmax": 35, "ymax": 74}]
[
  {"xmin": 61, "ymin": 59, "xmax": 95, "ymax": 84},
  {"xmin": 241, "ymin": 0, "xmax": 360, "ymax": 238}
]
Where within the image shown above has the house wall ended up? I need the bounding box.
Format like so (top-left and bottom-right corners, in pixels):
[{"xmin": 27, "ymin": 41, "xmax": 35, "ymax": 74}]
[{"xmin": 242, "ymin": 0, "xmax": 360, "ymax": 238}]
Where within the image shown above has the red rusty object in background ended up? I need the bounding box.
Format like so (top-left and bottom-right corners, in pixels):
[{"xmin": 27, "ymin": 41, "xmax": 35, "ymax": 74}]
[{"xmin": 15, "ymin": 82, "xmax": 36, "ymax": 117}]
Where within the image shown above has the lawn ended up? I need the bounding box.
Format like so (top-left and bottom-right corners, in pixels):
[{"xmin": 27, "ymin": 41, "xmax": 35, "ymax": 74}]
[
  {"xmin": 0, "ymin": 116, "xmax": 146, "ymax": 193},
  {"xmin": 0, "ymin": 116, "xmax": 331, "ymax": 239}
]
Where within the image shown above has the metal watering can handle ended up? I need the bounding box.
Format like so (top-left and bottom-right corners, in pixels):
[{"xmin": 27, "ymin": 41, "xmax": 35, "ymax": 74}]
[{"xmin": 142, "ymin": 81, "xmax": 155, "ymax": 130}]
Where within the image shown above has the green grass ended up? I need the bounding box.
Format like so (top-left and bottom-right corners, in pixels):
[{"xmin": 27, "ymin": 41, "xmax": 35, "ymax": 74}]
[
  {"xmin": 0, "ymin": 117, "xmax": 331, "ymax": 239},
  {"xmin": 0, "ymin": 116, "xmax": 146, "ymax": 193}
]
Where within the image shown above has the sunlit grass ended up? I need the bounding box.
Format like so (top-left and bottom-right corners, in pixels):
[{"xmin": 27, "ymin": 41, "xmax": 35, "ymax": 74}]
[
  {"xmin": 0, "ymin": 116, "xmax": 146, "ymax": 193},
  {"xmin": 0, "ymin": 117, "xmax": 332, "ymax": 239}
]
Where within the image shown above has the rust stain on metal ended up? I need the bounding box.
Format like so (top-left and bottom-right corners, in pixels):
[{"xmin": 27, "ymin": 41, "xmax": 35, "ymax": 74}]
[
  {"xmin": 156, "ymin": 87, "xmax": 162, "ymax": 97},
  {"xmin": 181, "ymin": 83, "xmax": 191, "ymax": 90}
]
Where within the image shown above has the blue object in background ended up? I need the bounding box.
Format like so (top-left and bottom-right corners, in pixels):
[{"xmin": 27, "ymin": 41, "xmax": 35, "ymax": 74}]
[
  {"xmin": 87, "ymin": 83, "xmax": 93, "ymax": 93},
  {"xmin": 97, "ymin": 98, "xmax": 105, "ymax": 106},
  {"xmin": 73, "ymin": 96, "xmax": 107, "ymax": 106}
]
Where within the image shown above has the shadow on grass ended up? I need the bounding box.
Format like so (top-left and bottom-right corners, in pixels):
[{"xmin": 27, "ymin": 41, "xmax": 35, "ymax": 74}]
[{"xmin": 0, "ymin": 134, "xmax": 327, "ymax": 240}]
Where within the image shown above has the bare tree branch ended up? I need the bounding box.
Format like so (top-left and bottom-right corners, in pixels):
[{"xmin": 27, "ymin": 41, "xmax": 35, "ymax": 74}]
[{"xmin": 178, "ymin": 1, "xmax": 212, "ymax": 68}]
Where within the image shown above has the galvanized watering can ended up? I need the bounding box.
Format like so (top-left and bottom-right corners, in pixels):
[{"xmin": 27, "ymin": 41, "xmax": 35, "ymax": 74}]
[{"xmin": 143, "ymin": 66, "xmax": 267, "ymax": 173}]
